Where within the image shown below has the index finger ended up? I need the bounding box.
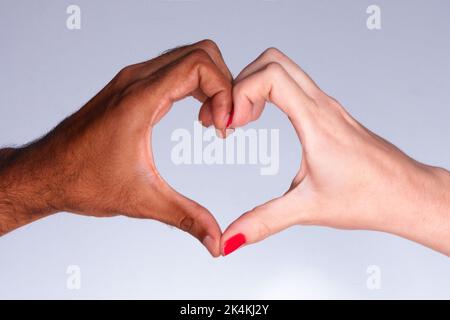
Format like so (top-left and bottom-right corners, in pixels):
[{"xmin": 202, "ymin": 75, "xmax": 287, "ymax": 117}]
[
  {"xmin": 232, "ymin": 62, "xmax": 317, "ymax": 140},
  {"xmin": 122, "ymin": 39, "xmax": 233, "ymax": 103},
  {"xmin": 139, "ymin": 48, "xmax": 233, "ymax": 129}
]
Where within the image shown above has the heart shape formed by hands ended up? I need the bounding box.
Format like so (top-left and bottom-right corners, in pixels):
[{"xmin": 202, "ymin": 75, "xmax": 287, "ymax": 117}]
[
  {"xmin": 8, "ymin": 40, "xmax": 440, "ymax": 257},
  {"xmin": 93, "ymin": 40, "xmax": 427, "ymax": 257}
]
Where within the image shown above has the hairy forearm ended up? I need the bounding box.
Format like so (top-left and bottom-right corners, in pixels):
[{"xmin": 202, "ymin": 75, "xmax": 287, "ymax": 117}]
[{"xmin": 0, "ymin": 146, "xmax": 56, "ymax": 236}]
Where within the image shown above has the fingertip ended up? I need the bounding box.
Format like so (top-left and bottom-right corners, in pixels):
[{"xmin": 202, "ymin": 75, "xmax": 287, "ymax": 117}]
[
  {"xmin": 210, "ymin": 91, "xmax": 233, "ymax": 130},
  {"xmin": 220, "ymin": 205, "xmax": 276, "ymax": 254},
  {"xmin": 198, "ymin": 100, "xmax": 214, "ymax": 128},
  {"xmin": 189, "ymin": 204, "xmax": 223, "ymax": 256},
  {"xmin": 202, "ymin": 235, "xmax": 221, "ymax": 258}
]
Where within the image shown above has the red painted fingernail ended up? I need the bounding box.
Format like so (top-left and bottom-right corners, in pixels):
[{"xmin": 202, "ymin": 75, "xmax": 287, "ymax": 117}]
[
  {"xmin": 226, "ymin": 109, "xmax": 234, "ymax": 128},
  {"xmin": 224, "ymin": 233, "xmax": 246, "ymax": 256}
]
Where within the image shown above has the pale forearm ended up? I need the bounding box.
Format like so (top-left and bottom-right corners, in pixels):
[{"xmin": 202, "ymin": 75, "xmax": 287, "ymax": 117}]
[{"xmin": 389, "ymin": 166, "xmax": 450, "ymax": 256}]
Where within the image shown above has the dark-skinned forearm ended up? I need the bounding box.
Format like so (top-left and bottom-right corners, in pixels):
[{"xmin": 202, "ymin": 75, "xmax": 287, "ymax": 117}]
[{"xmin": 0, "ymin": 145, "xmax": 57, "ymax": 236}]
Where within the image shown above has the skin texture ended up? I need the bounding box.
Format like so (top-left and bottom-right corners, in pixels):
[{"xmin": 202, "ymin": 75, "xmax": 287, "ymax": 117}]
[
  {"xmin": 221, "ymin": 48, "xmax": 450, "ymax": 257},
  {"xmin": 0, "ymin": 40, "xmax": 233, "ymax": 257}
]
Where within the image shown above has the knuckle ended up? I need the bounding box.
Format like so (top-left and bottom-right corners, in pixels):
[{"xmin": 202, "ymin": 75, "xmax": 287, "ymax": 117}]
[
  {"xmin": 232, "ymin": 86, "xmax": 250, "ymax": 108},
  {"xmin": 179, "ymin": 215, "xmax": 194, "ymax": 232},
  {"xmin": 262, "ymin": 47, "xmax": 284, "ymax": 60},
  {"xmin": 257, "ymin": 220, "xmax": 272, "ymax": 240},
  {"xmin": 197, "ymin": 39, "xmax": 220, "ymax": 53},
  {"xmin": 325, "ymin": 95, "xmax": 341, "ymax": 108},
  {"xmin": 117, "ymin": 65, "xmax": 136, "ymax": 79},
  {"xmin": 186, "ymin": 48, "xmax": 211, "ymax": 68},
  {"xmin": 114, "ymin": 65, "xmax": 140, "ymax": 89},
  {"xmin": 264, "ymin": 61, "xmax": 285, "ymax": 78}
]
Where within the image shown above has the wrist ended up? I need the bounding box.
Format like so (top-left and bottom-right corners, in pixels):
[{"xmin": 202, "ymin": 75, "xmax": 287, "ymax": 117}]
[
  {"xmin": 0, "ymin": 146, "xmax": 57, "ymax": 236},
  {"xmin": 387, "ymin": 164, "xmax": 450, "ymax": 255}
]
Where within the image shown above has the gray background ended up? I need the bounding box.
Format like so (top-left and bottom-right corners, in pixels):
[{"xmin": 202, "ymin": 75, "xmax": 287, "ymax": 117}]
[{"xmin": 0, "ymin": 0, "xmax": 449, "ymax": 299}]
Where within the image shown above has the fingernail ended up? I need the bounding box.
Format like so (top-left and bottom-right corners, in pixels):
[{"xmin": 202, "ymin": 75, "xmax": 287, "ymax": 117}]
[
  {"xmin": 215, "ymin": 128, "xmax": 225, "ymax": 139},
  {"xmin": 223, "ymin": 233, "xmax": 246, "ymax": 256},
  {"xmin": 226, "ymin": 110, "xmax": 234, "ymax": 128},
  {"xmin": 202, "ymin": 235, "xmax": 216, "ymax": 256}
]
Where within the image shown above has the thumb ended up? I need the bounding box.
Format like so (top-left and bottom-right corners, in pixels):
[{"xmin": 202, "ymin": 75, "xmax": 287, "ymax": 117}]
[
  {"xmin": 167, "ymin": 194, "xmax": 223, "ymax": 257},
  {"xmin": 198, "ymin": 99, "xmax": 214, "ymax": 128},
  {"xmin": 137, "ymin": 182, "xmax": 222, "ymax": 257},
  {"xmin": 220, "ymin": 192, "xmax": 305, "ymax": 256}
]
